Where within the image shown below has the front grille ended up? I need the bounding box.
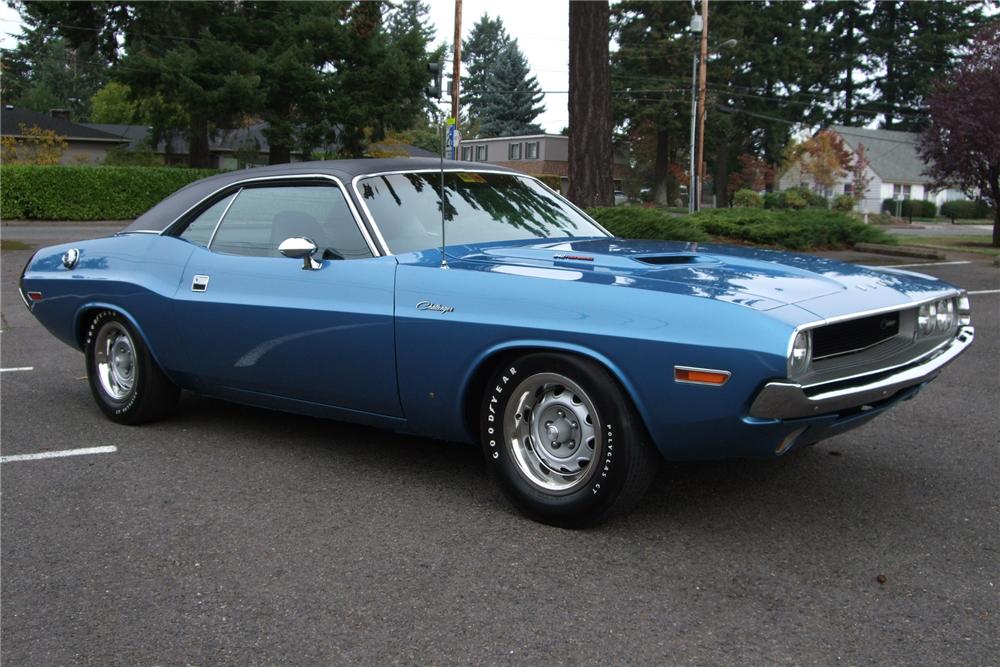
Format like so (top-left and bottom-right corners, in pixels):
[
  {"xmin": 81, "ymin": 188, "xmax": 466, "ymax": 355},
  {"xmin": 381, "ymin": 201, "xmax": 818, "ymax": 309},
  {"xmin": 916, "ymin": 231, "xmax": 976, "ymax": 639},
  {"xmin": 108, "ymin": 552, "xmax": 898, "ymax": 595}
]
[{"xmin": 812, "ymin": 311, "xmax": 902, "ymax": 360}]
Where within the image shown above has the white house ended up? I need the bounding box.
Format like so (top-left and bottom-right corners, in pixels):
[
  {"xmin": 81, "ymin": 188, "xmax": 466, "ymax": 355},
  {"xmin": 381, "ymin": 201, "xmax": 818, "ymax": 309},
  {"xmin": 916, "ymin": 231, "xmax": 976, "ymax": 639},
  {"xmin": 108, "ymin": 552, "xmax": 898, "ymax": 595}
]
[{"xmin": 778, "ymin": 125, "xmax": 969, "ymax": 214}]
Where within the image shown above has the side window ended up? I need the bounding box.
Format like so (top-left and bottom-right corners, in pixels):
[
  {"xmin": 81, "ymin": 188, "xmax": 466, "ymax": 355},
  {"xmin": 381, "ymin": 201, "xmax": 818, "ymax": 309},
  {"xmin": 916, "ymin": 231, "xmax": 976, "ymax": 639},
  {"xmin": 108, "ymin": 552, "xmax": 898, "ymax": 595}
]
[
  {"xmin": 179, "ymin": 192, "xmax": 236, "ymax": 247},
  {"xmin": 210, "ymin": 184, "xmax": 372, "ymax": 259}
]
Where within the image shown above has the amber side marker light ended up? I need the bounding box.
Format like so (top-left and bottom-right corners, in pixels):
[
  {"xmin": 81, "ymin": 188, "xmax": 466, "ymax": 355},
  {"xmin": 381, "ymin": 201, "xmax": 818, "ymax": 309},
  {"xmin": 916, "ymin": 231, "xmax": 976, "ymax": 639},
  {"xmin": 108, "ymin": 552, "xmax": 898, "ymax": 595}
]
[{"xmin": 674, "ymin": 366, "xmax": 731, "ymax": 386}]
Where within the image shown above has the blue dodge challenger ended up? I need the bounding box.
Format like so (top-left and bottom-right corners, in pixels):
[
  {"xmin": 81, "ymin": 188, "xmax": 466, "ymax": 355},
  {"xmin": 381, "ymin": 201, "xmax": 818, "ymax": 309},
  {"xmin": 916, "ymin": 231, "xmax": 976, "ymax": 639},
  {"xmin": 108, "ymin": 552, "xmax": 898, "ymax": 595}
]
[{"xmin": 19, "ymin": 159, "xmax": 974, "ymax": 526}]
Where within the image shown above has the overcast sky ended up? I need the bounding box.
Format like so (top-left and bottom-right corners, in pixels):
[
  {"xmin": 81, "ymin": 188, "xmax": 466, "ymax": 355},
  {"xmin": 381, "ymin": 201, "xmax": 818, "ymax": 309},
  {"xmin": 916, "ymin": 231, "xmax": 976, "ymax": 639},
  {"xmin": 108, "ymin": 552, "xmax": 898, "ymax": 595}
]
[
  {"xmin": 426, "ymin": 0, "xmax": 572, "ymax": 133},
  {"xmin": 0, "ymin": 1, "xmax": 572, "ymax": 133}
]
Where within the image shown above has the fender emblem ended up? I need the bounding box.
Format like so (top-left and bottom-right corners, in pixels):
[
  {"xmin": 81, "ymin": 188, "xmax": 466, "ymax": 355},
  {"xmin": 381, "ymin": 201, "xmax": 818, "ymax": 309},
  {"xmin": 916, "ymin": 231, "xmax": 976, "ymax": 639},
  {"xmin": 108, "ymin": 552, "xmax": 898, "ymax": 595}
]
[{"xmin": 416, "ymin": 300, "xmax": 454, "ymax": 314}]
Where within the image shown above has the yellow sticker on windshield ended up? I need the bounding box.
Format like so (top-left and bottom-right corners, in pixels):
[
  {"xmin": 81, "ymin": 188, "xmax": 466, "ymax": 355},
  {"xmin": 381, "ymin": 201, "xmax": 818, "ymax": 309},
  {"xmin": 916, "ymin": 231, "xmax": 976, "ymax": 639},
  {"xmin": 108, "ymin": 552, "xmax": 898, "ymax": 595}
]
[{"xmin": 456, "ymin": 172, "xmax": 487, "ymax": 183}]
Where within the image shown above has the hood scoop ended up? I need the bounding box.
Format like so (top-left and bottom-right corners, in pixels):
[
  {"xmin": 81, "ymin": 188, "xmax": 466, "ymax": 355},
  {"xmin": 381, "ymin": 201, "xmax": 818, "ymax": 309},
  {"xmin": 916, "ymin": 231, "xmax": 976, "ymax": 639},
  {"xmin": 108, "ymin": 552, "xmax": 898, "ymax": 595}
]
[{"xmin": 633, "ymin": 254, "xmax": 699, "ymax": 266}]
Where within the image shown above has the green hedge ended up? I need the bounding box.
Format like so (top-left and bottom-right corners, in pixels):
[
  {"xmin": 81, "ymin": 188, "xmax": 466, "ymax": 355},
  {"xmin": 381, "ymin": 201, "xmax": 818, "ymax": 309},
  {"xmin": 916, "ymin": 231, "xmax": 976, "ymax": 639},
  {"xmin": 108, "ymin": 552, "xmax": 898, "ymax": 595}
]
[
  {"xmin": 690, "ymin": 208, "xmax": 895, "ymax": 250},
  {"xmin": 587, "ymin": 207, "xmax": 708, "ymax": 242},
  {"xmin": 939, "ymin": 199, "xmax": 992, "ymax": 220},
  {"xmin": 881, "ymin": 198, "xmax": 937, "ymax": 218},
  {"xmin": 1, "ymin": 165, "xmax": 221, "ymax": 220},
  {"xmin": 588, "ymin": 206, "xmax": 894, "ymax": 251}
]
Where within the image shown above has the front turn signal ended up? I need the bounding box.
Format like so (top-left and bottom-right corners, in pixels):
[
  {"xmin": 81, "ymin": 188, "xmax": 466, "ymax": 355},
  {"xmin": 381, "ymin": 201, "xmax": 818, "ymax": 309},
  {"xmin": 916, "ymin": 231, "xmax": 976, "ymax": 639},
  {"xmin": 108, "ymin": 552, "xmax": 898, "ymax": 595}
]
[{"xmin": 674, "ymin": 366, "xmax": 731, "ymax": 386}]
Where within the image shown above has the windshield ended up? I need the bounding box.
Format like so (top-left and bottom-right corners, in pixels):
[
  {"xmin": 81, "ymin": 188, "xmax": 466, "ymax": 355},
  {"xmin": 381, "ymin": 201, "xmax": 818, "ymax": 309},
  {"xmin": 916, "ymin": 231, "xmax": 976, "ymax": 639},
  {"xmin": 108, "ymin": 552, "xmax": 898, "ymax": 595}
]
[{"xmin": 356, "ymin": 171, "xmax": 608, "ymax": 254}]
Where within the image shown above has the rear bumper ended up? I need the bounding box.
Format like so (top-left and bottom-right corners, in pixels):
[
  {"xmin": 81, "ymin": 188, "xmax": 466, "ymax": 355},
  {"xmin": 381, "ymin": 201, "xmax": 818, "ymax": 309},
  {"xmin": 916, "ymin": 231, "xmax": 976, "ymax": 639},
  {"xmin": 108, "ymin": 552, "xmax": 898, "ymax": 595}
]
[{"xmin": 748, "ymin": 326, "xmax": 974, "ymax": 420}]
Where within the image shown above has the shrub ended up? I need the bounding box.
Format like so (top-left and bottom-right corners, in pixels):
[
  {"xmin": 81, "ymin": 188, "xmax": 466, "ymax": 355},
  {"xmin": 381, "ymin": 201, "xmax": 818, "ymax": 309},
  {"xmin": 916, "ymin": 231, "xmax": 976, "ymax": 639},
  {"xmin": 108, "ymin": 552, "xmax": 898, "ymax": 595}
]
[
  {"xmin": 587, "ymin": 207, "xmax": 708, "ymax": 242},
  {"xmin": 784, "ymin": 185, "xmax": 829, "ymax": 209},
  {"xmin": 732, "ymin": 189, "xmax": 763, "ymax": 208},
  {"xmin": 832, "ymin": 194, "xmax": 856, "ymax": 212},
  {"xmin": 589, "ymin": 207, "xmax": 895, "ymax": 250},
  {"xmin": 687, "ymin": 208, "xmax": 896, "ymax": 250},
  {"xmin": 881, "ymin": 198, "xmax": 937, "ymax": 218},
  {"xmin": 939, "ymin": 199, "xmax": 991, "ymax": 220},
  {"xmin": 782, "ymin": 190, "xmax": 808, "ymax": 210},
  {"xmin": 763, "ymin": 191, "xmax": 783, "ymax": 209},
  {"xmin": 0, "ymin": 165, "xmax": 221, "ymax": 220}
]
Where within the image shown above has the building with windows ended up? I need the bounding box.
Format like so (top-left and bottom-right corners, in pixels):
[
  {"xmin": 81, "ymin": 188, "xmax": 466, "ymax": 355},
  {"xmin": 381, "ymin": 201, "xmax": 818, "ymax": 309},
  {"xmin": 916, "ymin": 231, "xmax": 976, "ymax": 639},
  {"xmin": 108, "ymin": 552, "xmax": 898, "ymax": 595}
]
[
  {"xmin": 458, "ymin": 134, "xmax": 630, "ymax": 194},
  {"xmin": 778, "ymin": 125, "xmax": 970, "ymax": 214}
]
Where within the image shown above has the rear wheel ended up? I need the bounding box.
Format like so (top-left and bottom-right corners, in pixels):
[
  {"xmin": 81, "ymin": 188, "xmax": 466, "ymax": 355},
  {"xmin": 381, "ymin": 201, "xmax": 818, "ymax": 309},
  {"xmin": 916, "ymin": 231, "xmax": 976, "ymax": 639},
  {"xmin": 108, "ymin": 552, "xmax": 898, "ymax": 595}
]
[
  {"xmin": 85, "ymin": 310, "xmax": 179, "ymax": 425},
  {"xmin": 480, "ymin": 353, "xmax": 658, "ymax": 527}
]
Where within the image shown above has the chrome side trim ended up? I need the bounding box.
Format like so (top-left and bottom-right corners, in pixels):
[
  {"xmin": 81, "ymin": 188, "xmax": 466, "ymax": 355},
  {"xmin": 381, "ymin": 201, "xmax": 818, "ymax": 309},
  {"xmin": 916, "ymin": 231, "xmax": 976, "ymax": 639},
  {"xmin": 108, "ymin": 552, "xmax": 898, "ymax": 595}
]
[
  {"xmin": 206, "ymin": 188, "xmax": 242, "ymax": 250},
  {"xmin": 349, "ymin": 168, "xmax": 613, "ymax": 256},
  {"xmin": 162, "ymin": 174, "xmax": 380, "ymax": 257},
  {"xmin": 750, "ymin": 325, "xmax": 974, "ymax": 419},
  {"xmin": 673, "ymin": 365, "xmax": 732, "ymax": 386}
]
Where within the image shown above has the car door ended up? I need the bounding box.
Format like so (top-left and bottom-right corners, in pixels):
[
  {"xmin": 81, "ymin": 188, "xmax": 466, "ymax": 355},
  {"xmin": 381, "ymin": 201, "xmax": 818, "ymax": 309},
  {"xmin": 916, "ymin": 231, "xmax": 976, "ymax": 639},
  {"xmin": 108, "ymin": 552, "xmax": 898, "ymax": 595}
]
[{"xmin": 169, "ymin": 177, "xmax": 401, "ymax": 417}]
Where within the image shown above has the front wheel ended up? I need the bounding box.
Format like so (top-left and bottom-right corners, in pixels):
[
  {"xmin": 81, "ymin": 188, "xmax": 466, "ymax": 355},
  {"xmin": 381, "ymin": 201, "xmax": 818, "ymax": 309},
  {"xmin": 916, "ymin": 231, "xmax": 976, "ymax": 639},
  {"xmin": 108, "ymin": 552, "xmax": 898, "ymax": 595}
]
[
  {"xmin": 85, "ymin": 310, "xmax": 179, "ymax": 425},
  {"xmin": 480, "ymin": 353, "xmax": 658, "ymax": 527}
]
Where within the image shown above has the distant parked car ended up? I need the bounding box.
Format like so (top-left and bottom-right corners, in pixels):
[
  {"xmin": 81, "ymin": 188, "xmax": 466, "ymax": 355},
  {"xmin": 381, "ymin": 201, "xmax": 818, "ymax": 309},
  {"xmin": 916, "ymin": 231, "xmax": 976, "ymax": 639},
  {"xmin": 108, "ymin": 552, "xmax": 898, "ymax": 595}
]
[
  {"xmin": 613, "ymin": 190, "xmax": 628, "ymax": 206},
  {"xmin": 20, "ymin": 158, "xmax": 975, "ymax": 526}
]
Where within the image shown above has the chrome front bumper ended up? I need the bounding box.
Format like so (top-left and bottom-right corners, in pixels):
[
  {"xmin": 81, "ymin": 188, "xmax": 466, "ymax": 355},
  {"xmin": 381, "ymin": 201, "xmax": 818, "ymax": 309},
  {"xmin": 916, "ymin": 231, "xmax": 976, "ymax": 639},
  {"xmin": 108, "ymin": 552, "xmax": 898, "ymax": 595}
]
[{"xmin": 749, "ymin": 326, "xmax": 974, "ymax": 420}]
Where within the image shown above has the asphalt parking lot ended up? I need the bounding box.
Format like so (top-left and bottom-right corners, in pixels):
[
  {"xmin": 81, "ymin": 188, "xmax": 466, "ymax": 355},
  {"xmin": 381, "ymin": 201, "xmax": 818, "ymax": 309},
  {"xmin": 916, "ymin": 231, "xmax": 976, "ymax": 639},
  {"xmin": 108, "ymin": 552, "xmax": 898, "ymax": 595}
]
[{"xmin": 2, "ymin": 224, "xmax": 998, "ymax": 665}]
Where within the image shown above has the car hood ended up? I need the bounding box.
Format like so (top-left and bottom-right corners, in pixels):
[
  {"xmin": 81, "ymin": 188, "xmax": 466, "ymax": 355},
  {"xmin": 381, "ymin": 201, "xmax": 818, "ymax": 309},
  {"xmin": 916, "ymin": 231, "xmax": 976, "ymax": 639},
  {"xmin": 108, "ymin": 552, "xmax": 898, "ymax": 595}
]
[{"xmin": 443, "ymin": 237, "xmax": 957, "ymax": 316}]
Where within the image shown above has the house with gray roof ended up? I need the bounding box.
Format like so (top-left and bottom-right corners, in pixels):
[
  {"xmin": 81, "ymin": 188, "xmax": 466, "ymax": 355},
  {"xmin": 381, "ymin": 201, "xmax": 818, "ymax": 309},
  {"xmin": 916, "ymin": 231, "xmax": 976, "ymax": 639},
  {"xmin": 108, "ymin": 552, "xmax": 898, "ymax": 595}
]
[
  {"xmin": 1, "ymin": 107, "xmax": 128, "ymax": 164},
  {"xmin": 778, "ymin": 125, "xmax": 968, "ymax": 214}
]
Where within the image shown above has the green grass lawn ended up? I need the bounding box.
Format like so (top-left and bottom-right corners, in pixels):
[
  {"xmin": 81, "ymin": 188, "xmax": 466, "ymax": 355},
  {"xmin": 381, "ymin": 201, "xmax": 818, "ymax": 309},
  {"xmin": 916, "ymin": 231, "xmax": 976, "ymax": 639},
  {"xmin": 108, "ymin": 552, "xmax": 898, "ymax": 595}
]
[
  {"xmin": 900, "ymin": 235, "xmax": 1000, "ymax": 257},
  {"xmin": 0, "ymin": 240, "xmax": 33, "ymax": 251}
]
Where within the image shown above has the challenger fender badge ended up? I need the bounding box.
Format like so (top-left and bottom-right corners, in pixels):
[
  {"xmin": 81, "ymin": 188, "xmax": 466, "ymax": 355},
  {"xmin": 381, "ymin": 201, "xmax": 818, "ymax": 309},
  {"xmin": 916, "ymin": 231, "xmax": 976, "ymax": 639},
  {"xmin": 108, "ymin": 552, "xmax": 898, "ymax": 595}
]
[{"xmin": 416, "ymin": 301, "xmax": 454, "ymax": 314}]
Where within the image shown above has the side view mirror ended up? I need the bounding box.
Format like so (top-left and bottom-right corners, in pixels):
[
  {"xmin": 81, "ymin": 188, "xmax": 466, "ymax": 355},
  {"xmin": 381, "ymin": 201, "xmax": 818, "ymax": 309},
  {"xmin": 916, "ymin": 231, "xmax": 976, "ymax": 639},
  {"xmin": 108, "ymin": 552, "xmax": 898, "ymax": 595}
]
[{"xmin": 279, "ymin": 237, "xmax": 321, "ymax": 270}]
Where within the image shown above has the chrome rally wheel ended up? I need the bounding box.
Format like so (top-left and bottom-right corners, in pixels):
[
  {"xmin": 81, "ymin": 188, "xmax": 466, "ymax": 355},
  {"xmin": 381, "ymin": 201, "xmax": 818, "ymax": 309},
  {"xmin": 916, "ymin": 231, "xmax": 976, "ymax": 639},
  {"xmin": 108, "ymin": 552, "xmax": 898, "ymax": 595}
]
[
  {"xmin": 85, "ymin": 310, "xmax": 180, "ymax": 425},
  {"xmin": 505, "ymin": 373, "xmax": 600, "ymax": 494},
  {"xmin": 93, "ymin": 321, "xmax": 138, "ymax": 402},
  {"xmin": 481, "ymin": 352, "xmax": 659, "ymax": 527}
]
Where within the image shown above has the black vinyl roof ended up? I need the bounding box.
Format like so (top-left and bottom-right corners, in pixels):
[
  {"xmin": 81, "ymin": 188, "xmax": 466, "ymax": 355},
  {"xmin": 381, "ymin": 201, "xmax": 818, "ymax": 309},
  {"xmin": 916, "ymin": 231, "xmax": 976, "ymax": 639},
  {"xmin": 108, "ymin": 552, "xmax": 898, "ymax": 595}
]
[{"xmin": 122, "ymin": 158, "xmax": 519, "ymax": 234}]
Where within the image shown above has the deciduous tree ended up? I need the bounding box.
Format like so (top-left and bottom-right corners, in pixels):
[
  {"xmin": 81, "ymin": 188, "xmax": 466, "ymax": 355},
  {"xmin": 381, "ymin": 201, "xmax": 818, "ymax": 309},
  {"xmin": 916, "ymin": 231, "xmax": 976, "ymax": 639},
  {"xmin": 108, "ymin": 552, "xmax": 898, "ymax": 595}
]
[{"xmin": 919, "ymin": 25, "xmax": 1000, "ymax": 246}]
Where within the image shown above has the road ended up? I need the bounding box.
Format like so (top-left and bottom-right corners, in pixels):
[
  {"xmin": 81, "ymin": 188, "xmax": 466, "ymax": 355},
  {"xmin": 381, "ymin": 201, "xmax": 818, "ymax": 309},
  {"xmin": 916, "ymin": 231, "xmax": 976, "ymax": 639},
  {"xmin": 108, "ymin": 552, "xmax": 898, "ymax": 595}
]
[{"xmin": 2, "ymin": 225, "xmax": 998, "ymax": 665}]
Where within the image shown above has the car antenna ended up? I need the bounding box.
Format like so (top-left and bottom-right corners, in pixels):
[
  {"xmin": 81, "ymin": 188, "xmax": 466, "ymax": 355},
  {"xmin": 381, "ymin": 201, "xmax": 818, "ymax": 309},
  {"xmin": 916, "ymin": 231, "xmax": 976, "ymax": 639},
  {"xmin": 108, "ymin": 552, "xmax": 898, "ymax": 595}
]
[{"xmin": 439, "ymin": 111, "xmax": 448, "ymax": 269}]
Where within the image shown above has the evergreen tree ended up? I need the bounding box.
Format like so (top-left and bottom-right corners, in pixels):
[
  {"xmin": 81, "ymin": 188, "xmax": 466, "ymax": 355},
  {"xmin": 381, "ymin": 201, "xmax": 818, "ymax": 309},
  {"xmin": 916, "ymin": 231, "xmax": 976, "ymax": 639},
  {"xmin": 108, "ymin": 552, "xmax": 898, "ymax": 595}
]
[
  {"xmin": 1, "ymin": 26, "xmax": 106, "ymax": 120},
  {"xmin": 477, "ymin": 44, "xmax": 545, "ymax": 137},
  {"xmin": 461, "ymin": 14, "xmax": 511, "ymax": 126},
  {"xmin": 869, "ymin": 1, "xmax": 989, "ymax": 130}
]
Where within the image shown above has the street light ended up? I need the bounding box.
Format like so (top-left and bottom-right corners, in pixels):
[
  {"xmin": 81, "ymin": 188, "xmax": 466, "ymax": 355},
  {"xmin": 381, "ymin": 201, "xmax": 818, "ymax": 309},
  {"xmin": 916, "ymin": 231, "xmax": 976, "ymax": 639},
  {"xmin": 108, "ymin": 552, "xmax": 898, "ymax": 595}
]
[{"xmin": 687, "ymin": 12, "xmax": 702, "ymax": 213}]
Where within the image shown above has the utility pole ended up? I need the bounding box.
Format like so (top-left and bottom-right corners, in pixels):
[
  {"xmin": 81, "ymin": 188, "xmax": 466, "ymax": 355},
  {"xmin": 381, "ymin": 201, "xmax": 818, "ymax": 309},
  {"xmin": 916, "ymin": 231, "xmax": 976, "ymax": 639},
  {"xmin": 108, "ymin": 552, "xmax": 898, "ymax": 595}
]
[
  {"xmin": 695, "ymin": 0, "xmax": 709, "ymax": 210},
  {"xmin": 451, "ymin": 0, "xmax": 462, "ymax": 125},
  {"xmin": 687, "ymin": 3, "xmax": 701, "ymax": 213}
]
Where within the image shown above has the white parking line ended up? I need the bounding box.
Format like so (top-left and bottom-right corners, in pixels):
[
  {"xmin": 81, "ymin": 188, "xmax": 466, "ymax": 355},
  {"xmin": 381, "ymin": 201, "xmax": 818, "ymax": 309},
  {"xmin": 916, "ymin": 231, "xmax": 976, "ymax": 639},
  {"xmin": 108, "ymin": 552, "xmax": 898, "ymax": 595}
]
[
  {"xmin": 0, "ymin": 446, "xmax": 118, "ymax": 463},
  {"xmin": 968, "ymin": 289, "xmax": 1000, "ymax": 295},
  {"xmin": 885, "ymin": 260, "xmax": 973, "ymax": 268},
  {"xmin": 0, "ymin": 367, "xmax": 34, "ymax": 373}
]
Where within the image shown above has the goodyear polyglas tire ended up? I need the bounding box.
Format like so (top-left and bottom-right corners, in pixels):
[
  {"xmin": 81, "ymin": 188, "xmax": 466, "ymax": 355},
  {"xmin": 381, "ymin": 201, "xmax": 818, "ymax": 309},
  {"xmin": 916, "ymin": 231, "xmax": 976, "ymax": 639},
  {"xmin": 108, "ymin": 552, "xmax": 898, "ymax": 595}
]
[{"xmin": 481, "ymin": 352, "xmax": 658, "ymax": 527}]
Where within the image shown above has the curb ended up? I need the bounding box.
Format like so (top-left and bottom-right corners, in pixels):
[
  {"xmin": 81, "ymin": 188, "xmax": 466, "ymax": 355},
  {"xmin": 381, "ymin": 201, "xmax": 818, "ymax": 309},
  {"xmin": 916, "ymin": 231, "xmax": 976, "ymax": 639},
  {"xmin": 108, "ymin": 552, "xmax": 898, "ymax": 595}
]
[{"xmin": 853, "ymin": 243, "xmax": 947, "ymax": 260}]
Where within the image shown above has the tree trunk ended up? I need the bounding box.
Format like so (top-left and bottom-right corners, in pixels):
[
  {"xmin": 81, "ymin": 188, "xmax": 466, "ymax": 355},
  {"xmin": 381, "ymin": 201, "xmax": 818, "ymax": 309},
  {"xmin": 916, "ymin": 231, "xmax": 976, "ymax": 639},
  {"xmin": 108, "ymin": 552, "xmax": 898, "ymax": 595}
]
[
  {"xmin": 844, "ymin": 5, "xmax": 855, "ymax": 125},
  {"xmin": 990, "ymin": 165, "xmax": 1000, "ymax": 248},
  {"xmin": 714, "ymin": 134, "xmax": 730, "ymax": 207},
  {"xmin": 568, "ymin": 1, "xmax": 612, "ymax": 208},
  {"xmin": 652, "ymin": 128, "xmax": 669, "ymax": 205},
  {"xmin": 188, "ymin": 115, "xmax": 212, "ymax": 169},
  {"xmin": 269, "ymin": 143, "xmax": 292, "ymax": 165}
]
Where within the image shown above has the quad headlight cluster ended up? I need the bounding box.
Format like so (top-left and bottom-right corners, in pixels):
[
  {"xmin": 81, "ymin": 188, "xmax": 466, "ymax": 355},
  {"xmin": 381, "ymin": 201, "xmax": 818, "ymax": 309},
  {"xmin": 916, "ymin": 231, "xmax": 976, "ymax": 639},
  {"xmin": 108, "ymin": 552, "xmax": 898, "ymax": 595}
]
[{"xmin": 917, "ymin": 295, "xmax": 969, "ymax": 337}]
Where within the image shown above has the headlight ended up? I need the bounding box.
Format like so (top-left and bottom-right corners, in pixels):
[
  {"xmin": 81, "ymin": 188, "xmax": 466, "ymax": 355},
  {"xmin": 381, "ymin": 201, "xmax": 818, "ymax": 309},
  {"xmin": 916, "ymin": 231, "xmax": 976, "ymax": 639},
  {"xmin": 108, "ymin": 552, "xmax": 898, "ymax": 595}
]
[
  {"xmin": 957, "ymin": 294, "xmax": 971, "ymax": 326},
  {"xmin": 918, "ymin": 302, "xmax": 937, "ymax": 336},
  {"xmin": 917, "ymin": 297, "xmax": 962, "ymax": 338},
  {"xmin": 788, "ymin": 330, "xmax": 812, "ymax": 377},
  {"xmin": 935, "ymin": 299, "xmax": 955, "ymax": 332}
]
